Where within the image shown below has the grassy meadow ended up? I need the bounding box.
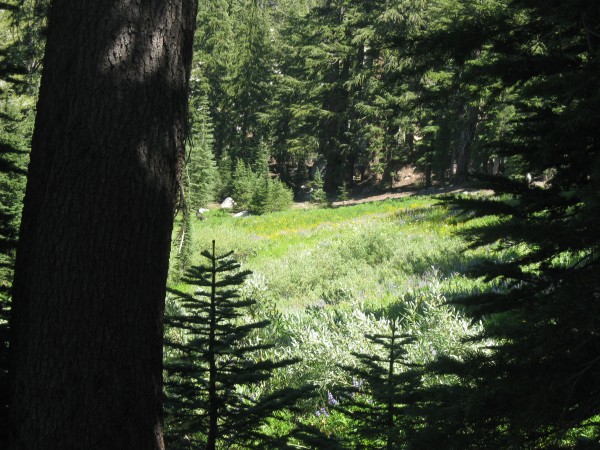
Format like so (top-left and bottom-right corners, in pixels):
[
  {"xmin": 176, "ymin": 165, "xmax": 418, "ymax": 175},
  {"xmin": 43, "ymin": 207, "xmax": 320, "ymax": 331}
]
[
  {"xmin": 176, "ymin": 195, "xmax": 490, "ymax": 310},
  {"xmin": 167, "ymin": 194, "xmax": 498, "ymax": 437}
]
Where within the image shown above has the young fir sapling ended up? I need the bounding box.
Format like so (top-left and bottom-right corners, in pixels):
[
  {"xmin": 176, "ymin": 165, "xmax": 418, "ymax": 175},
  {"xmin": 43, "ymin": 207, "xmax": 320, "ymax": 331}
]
[
  {"xmin": 163, "ymin": 241, "xmax": 311, "ymax": 449},
  {"xmin": 335, "ymin": 319, "xmax": 421, "ymax": 449}
]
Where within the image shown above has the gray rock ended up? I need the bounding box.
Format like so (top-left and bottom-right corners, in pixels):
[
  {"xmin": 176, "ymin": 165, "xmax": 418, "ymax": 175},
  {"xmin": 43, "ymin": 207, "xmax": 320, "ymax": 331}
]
[{"xmin": 220, "ymin": 197, "xmax": 236, "ymax": 209}]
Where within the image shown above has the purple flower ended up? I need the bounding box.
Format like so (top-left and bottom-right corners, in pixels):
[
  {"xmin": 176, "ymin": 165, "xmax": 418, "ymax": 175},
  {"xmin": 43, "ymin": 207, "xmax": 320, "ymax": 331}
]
[
  {"xmin": 315, "ymin": 407, "xmax": 329, "ymax": 418},
  {"xmin": 327, "ymin": 391, "xmax": 338, "ymax": 406},
  {"xmin": 352, "ymin": 377, "xmax": 364, "ymax": 389}
]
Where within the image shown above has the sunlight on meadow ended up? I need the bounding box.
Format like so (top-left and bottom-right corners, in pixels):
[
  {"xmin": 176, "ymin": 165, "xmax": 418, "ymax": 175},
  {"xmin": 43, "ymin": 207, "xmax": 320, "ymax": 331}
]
[
  {"xmin": 165, "ymin": 195, "xmax": 497, "ymax": 438},
  {"xmin": 188, "ymin": 196, "xmax": 485, "ymax": 311}
]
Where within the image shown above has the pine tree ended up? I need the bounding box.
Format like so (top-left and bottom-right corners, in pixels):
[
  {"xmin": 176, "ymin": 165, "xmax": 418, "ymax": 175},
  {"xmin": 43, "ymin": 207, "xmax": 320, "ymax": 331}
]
[
  {"xmin": 164, "ymin": 241, "xmax": 311, "ymax": 449},
  {"xmin": 215, "ymin": 148, "xmax": 233, "ymax": 200},
  {"xmin": 406, "ymin": 0, "xmax": 600, "ymax": 447},
  {"xmin": 252, "ymin": 138, "xmax": 270, "ymax": 177},
  {"xmin": 336, "ymin": 181, "xmax": 350, "ymax": 202},
  {"xmin": 336, "ymin": 320, "xmax": 421, "ymax": 449},
  {"xmin": 251, "ymin": 177, "xmax": 294, "ymax": 215},
  {"xmin": 195, "ymin": 0, "xmax": 276, "ymax": 171},
  {"xmin": 231, "ymin": 160, "xmax": 258, "ymax": 210},
  {"xmin": 310, "ymin": 168, "xmax": 328, "ymax": 206},
  {"xmin": 193, "ymin": 0, "xmax": 235, "ymax": 166},
  {"xmin": 171, "ymin": 75, "xmax": 217, "ymax": 280},
  {"xmin": 186, "ymin": 76, "xmax": 217, "ymax": 211}
]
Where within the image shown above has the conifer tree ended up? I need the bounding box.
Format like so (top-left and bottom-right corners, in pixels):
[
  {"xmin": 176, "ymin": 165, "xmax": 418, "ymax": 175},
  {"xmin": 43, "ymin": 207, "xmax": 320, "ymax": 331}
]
[
  {"xmin": 310, "ymin": 168, "xmax": 328, "ymax": 206},
  {"xmin": 336, "ymin": 181, "xmax": 350, "ymax": 202},
  {"xmin": 252, "ymin": 139, "xmax": 270, "ymax": 177},
  {"xmin": 215, "ymin": 148, "xmax": 233, "ymax": 200},
  {"xmin": 336, "ymin": 320, "xmax": 421, "ymax": 449},
  {"xmin": 193, "ymin": 0, "xmax": 235, "ymax": 164},
  {"xmin": 195, "ymin": 0, "xmax": 276, "ymax": 171},
  {"xmin": 231, "ymin": 160, "xmax": 258, "ymax": 210},
  {"xmin": 171, "ymin": 75, "xmax": 217, "ymax": 280},
  {"xmin": 164, "ymin": 241, "xmax": 310, "ymax": 449},
  {"xmin": 252, "ymin": 177, "xmax": 294, "ymax": 215},
  {"xmin": 405, "ymin": 1, "xmax": 600, "ymax": 447},
  {"xmin": 186, "ymin": 76, "xmax": 217, "ymax": 211}
]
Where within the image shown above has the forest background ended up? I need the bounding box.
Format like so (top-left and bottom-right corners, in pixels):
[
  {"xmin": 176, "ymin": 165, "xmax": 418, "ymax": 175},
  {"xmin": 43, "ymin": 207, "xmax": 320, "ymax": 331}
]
[{"xmin": 1, "ymin": 0, "xmax": 599, "ymax": 448}]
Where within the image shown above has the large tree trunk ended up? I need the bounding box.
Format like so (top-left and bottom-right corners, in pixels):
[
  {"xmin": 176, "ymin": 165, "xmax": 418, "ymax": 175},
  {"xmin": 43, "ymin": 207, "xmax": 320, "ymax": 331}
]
[{"xmin": 8, "ymin": 1, "xmax": 197, "ymax": 449}]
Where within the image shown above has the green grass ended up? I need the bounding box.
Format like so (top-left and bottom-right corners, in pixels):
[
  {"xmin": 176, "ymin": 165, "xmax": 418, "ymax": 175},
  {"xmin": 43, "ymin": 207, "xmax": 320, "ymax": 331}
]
[
  {"xmin": 167, "ymin": 195, "xmax": 496, "ymax": 440},
  {"xmin": 184, "ymin": 196, "xmax": 486, "ymax": 312}
]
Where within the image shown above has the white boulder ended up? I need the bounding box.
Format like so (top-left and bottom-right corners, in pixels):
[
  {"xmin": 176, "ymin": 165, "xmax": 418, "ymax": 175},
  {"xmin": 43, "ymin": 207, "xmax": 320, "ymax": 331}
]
[{"xmin": 220, "ymin": 197, "xmax": 236, "ymax": 209}]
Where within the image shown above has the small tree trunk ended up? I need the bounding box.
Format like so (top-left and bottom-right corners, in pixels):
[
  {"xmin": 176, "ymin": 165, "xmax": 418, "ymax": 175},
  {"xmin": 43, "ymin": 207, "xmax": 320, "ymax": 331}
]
[
  {"xmin": 9, "ymin": 1, "xmax": 197, "ymax": 448},
  {"xmin": 207, "ymin": 240, "xmax": 219, "ymax": 450},
  {"xmin": 425, "ymin": 164, "xmax": 433, "ymax": 187},
  {"xmin": 454, "ymin": 104, "xmax": 478, "ymax": 183},
  {"xmin": 386, "ymin": 323, "xmax": 397, "ymax": 450}
]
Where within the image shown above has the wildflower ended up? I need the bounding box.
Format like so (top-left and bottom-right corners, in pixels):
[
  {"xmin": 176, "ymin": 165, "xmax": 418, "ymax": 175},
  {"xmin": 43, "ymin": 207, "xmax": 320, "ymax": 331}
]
[
  {"xmin": 352, "ymin": 377, "xmax": 364, "ymax": 389},
  {"xmin": 327, "ymin": 391, "xmax": 338, "ymax": 406},
  {"xmin": 315, "ymin": 407, "xmax": 329, "ymax": 418}
]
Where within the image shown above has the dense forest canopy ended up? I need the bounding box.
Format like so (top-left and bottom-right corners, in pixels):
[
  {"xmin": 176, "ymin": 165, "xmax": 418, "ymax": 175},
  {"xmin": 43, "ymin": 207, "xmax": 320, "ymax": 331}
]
[
  {"xmin": 1, "ymin": 0, "xmax": 599, "ymax": 448},
  {"xmin": 180, "ymin": 0, "xmax": 600, "ymax": 199}
]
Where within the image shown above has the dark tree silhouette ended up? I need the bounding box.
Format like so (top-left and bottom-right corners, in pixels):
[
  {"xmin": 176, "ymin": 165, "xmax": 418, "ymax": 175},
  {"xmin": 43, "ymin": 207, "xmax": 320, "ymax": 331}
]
[
  {"xmin": 164, "ymin": 241, "xmax": 310, "ymax": 449},
  {"xmin": 336, "ymin": 321, "xmax": 421, "ymax": 449},
  {"xmin": 8, "ymin": 1, "xmax": 197, "ymax": 448}
]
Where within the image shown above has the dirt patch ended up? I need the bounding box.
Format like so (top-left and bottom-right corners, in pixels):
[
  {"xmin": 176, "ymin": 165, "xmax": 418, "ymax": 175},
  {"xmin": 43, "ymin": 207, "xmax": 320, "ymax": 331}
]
[
  {"xmin": 331, "ymin": 190, "xmax": 413, "ymax": 206},
  {"xmin": 392, "ymin": 166, "xmax": 424, "ymax": 188},
  {"xmin": 331, "ymin": 184, "xmax": 494, "ymax": 207},
  {"xmin": 291, "ymin": 184, "xmax": 494, "ymax": 209}
]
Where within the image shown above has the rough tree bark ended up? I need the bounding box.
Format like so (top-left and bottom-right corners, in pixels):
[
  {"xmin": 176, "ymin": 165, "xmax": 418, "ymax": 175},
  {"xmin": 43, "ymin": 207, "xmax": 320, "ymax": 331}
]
[{"xmin": 8, "ymin": 1, "xmax": 197, "ymax": 449}]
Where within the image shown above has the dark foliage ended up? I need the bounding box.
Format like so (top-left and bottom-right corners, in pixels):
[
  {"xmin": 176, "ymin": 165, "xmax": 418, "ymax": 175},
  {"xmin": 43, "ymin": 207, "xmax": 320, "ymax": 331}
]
[
  {"xmin": 408, "ymin": 0, "xmax": 600, "ymax": 447},
  {"xmin": 336, "ymin": 321, "xmax": 421, "ymax": 449},
  {"xmin": 164, "ymin": 241, "xmax": 313, "ymax": 449}
]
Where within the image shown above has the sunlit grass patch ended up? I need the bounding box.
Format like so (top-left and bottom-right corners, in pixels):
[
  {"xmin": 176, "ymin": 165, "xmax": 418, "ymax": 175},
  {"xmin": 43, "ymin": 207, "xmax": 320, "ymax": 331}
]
[
  {"xmin": 186, "ymin": 195, "xmax": 486, "ymax": 311},
  {"xmin": 204, "ymin": 196, "xmax": 436, "ymax": 239},
  {"xmin": 167, "ymin": 194, "xmax": 498, "ymax": 440}
]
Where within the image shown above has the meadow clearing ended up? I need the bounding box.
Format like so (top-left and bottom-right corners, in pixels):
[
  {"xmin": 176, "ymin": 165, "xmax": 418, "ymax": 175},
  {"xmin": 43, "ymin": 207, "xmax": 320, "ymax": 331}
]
[{"xmin": 167, "ymin": 195, "xmax": 497, "ymax": 418}]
